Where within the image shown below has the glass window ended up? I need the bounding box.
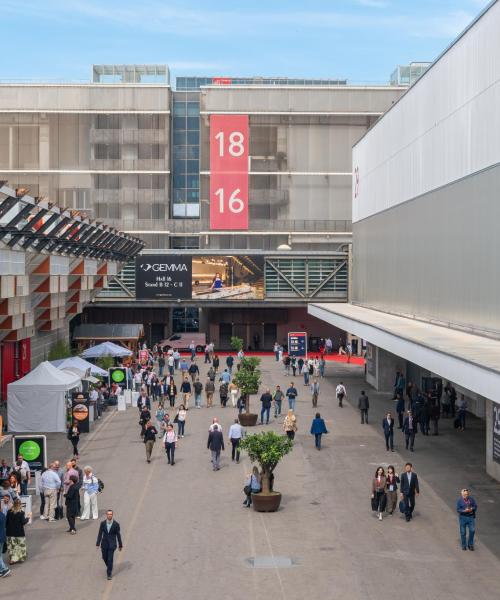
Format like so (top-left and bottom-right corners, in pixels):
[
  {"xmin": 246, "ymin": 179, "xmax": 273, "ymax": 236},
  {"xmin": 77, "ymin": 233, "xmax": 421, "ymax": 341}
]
[
  {"xmin": 138, "ymin": 114, "xmax": 165, "ymax": 129},
  {"xmin": 138, "ymin": 174, "xmax": 165, "ymax": 189},
  {"xmin": 173, "ymin": 159, "xmax": 186, "ymax": 174},
  {"xmin": 186, "ymin": 117, "xmax": 199, "ymax": 131},
  {"xmin": 173, "ymin": 174, "xmax": 186, "ymax": 188},
  {"xmin": 96, "ymin": 114, "xmax": 120, "ymax": 129},
  {"xmin": 173, "ymin": 146, "xmax": 187, "ymax": 159},
  {"xmin": 185, "ymin": 159, "xmax": 198, "ymax": 174},
  {"xmin": 173, "ymin": 131, "xmax": 186, "ymax": 145},
  {"xmin": 173, "ymin": 188, "xmax": 186, "ymax": 202},
  {"xmin": 186, "ymin": 131, "xmax": 199, "ymax": 145},
  {"xmin": 186, "ymin": 190, "xmax": 199, "ymax": 201},
  {"xmin": 95, "ymin": 174, "xmax": 120, "ymax": 189},
  {"xmin": 138, "ymin": 144, "xmax": 165, "ymax": 159},
  {"xmin": 186, "ymin": 146, "xmax": 199, "ymax": 159},
  {"xmin": 187, "ymin": 102, "xmax": 200, "ymax": 116},
  {"xmin": 173, "ymin": 103, "xmax": 187, "ymax": 116},
  {"xmin": 94, "ymin": 143, "xmax": 120, "ymax": 159},
  {"xmin": 173, "ymin": 117, "xmax": 186, "ymax": 130},
  {"xmin": 186, "ymin": 175, "xmax": 199, "ymax": 188}
]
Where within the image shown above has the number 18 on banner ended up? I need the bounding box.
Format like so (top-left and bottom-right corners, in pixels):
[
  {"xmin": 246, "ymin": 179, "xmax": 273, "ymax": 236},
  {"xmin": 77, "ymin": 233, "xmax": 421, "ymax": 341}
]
[{"xmin": 210, "ymin": 115, "xmax": 249, "ymax": 230}]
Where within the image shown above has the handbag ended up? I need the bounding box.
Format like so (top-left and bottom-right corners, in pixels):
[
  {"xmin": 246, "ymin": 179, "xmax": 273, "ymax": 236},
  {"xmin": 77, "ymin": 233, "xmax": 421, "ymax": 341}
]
[
  {"xmin": 399, "ymin": 499, "xmax": 407, "ymax": 514},
  {"xmin": 173, "ymin": 414, "xmax": 179, "ymax": 424},
  {"xmin": 371, "ymin": 496, "xmax": 378, "ymax": 511},
  {"xmin": 243, "ymin": 485, "xmax": 252, "ymax": 495}
]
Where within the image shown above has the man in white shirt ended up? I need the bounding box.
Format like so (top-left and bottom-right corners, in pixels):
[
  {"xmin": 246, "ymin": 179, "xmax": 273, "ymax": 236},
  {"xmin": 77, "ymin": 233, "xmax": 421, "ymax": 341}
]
[
  {"xmin": 336, "ymin": 382, "xmax": 346, "ymax": 407},
  {"xmin": 228, "ymin": 419, "xmax": 244, "ymax": 463}
]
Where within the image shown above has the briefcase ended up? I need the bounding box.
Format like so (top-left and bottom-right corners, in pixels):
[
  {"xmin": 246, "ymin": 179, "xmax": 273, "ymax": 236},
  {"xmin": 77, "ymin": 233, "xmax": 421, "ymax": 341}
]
[{"xmin": 399, "ymin": 500, "xmax": 407, "ymax": 514}]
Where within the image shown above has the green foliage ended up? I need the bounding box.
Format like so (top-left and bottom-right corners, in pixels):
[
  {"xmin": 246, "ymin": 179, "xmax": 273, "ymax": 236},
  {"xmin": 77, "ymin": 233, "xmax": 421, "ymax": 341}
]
[
  {"xmin": 240, "ymin": 431, "xmax": 294, "ymax": 492},
  {"xmin": 47, "ymin": 340, "xmax": 72, "ymax": 361},
  {"xmin": 233, "ymin": 367, "xmax": 260, "ymax": 396},
  {"xmin": 230, "ymin": 336, "xmax": 244, "ymax": 352},
  {"xmin": 96, "ymin": 355, "xmax": 114, "ymax": 371},
  {"xmin": 240, "ymin": 356, "xmax": 260, "ymax": 372}
]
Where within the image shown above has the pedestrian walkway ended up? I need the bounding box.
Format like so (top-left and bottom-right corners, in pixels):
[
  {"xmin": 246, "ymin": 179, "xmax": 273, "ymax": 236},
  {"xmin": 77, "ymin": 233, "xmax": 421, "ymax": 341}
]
[{"xmin": 0, "ymin": 356, "xmax": 498, "ymax": 599}]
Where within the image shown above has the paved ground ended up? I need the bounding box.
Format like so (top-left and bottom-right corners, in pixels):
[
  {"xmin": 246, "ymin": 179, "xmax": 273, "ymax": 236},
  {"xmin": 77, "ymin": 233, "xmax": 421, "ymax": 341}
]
[{"xmin": 1, "ymin": 356, "xmax": 499, "ymax": 599}]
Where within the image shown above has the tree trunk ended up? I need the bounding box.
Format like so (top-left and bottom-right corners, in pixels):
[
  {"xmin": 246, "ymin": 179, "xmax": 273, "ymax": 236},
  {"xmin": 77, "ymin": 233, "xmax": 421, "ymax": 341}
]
[
  {"xmin": 245, "ymin": 393, "xmax": 250, "ymax": 414},
  {"xmin": 261, "ymin": 467, "xmax": 271, "ymax": 493}
]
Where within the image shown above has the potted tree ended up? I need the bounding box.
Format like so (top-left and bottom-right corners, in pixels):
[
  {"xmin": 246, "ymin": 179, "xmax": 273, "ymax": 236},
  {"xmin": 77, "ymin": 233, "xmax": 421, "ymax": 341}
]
[
  {"xmin": 240, "ymin": 431, "xmax": 294, "ymax": 512},
  {"xmin": 233, "ymin": 357, "xmax": 261, "ymax": 426},
  {"xmin": 230, "ymin": 335, "xmax": 244, "ymax": 353}
]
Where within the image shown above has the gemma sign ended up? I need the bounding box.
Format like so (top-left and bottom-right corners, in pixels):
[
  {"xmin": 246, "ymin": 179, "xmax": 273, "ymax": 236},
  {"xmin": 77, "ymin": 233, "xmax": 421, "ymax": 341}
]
[{"xmin": 135, "ymin": 255, "xmax": 192, "ymax": 299}]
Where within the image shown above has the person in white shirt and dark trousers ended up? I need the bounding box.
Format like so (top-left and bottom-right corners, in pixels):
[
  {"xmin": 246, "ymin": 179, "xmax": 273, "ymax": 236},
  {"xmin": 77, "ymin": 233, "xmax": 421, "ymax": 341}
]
[{"xmin": 228, "ymin": 419, "xmax": 244, "ymax": 463}]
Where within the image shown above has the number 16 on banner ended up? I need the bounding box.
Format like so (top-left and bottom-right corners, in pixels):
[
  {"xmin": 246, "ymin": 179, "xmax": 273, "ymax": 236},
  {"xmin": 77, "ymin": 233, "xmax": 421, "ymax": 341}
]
[{"xmin": 210, "ymin": 115, "xmax": 249, "ymax": 230}]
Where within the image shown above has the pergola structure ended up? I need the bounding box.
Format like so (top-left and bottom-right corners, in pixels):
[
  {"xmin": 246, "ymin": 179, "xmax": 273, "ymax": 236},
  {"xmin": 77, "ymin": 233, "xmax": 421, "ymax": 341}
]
[{"xmin": 0, "ymin": 182, "xmax": 144, "ymax": 398}]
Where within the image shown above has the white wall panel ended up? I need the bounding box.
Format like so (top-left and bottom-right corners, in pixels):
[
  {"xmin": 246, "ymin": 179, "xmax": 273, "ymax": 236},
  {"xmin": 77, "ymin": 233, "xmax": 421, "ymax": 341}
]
[{"xmin": 353, "ymin": 1, "xmax": 500, "ymax": 223}]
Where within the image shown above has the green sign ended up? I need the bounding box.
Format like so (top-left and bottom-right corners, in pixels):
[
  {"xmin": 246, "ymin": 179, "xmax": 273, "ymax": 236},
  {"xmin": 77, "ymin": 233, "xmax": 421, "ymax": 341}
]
[
  {"xmin": 18, "ymin": 440, "xmax": 41, "ymax": 461},
  {"xmin": 111, "ymin": 369, "xmax": 126, "ymax": 383}
]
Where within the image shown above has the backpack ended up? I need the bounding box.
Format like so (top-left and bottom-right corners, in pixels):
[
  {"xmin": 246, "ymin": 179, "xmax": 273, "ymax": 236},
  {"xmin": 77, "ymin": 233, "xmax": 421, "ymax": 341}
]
[{"xmin": 97, "ymin": 478, "xmax": 104, "ymax": 493}]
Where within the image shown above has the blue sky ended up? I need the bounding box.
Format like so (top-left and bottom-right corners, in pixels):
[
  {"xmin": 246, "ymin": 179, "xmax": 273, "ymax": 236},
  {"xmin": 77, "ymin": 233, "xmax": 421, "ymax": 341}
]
[{"xmin": 1, "ymin": 0, "xmax": 492, "ymax": 85}]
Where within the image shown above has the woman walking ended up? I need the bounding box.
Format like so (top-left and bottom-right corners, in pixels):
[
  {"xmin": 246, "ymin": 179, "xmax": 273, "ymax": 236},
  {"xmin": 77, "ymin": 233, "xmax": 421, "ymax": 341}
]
[
  {"xmin": 310, "ymin": 413, "xmax": 328, "ymax": 450},
  {"xmin": 180, "ymin": 377, "xmax": 191, "ymax": 408},
  {"xmin": 80, "ymin": 466, "xmax": 99, "ymax": 520},
  {"xmin": 163, "ymin": 424, "xmax": 178, "ymax": 466},
  {"xmin": 229, "ymin": 382, "xmax": 239, "ymax": 408},
  {"xmin": 244, "ymin": 467, "xmax": 261, "ymax": 507},
  {"xmin": 167, "ymin": 379, "xmax": 177, "ymax": 408},
  {"xmin": 64, "ymin": 475, "xmax": 79, "ymax": 534},
  {"xmin": 385, "ymin": 465, "xmax": 400, "ymax": 515},
  {"xmin": 6, "ymin": 499, "xmax": 31, "ymax": 564},
  {"xmin": 371, "ymin": 467, "xmax": 387, "ymax": 521},
  {"xmin": 68, "ymin": 422, "xmax": 80, "ymax": 458},
  {"xmin": 283, "ymin": 409, "xmax": 298, "ymax": 440},
  {"xmin": 175, "ymin": 405, "xmax": 187, "ymax": 438},
  {"xmin": 219, "ymin": 382, "xmax": 229, "ymax": 407}
]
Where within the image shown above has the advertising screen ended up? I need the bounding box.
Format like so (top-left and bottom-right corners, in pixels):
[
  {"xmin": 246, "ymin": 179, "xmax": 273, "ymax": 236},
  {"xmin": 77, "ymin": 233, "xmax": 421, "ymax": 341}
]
[
  {"xmin": 192, "ymin": 256, "xmax": 264, "ymax": 300},
  {"xmin": 72, "ymin": 391, "xmax": 90, "ymax": 433},
  {"xmin": 136, "ymin": 255, "xmax": 192, "ymax": 300},
  {"xmin": 13, "ymin": 435, "xmax": 47, "ymax": 471}
]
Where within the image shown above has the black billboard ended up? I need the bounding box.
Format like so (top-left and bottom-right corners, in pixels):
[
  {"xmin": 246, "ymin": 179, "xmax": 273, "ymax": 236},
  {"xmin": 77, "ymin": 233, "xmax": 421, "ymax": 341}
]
[
  {"xmin": 135, "ymin": 255, "xmax": 192, "ymax": 300},
  {"xmin": 72, "ymin": 391, "xmax": 90, "ymax": 434}
]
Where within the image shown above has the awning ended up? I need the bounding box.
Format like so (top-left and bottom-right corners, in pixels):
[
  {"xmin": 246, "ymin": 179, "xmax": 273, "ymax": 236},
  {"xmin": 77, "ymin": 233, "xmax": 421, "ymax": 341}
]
[{"xmin": 309, "ymin": 302, "xmax": 500, "ymax": 402}]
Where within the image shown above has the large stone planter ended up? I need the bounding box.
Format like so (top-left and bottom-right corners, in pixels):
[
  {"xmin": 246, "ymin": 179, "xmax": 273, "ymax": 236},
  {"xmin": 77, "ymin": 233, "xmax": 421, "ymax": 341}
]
[
  {"xmin": 239, "ymin": 413, "xmax": 258, "ymax": 426},
  {"xmin": 252, "ymin": 491, "xmax": 282, "ymax": 512}
]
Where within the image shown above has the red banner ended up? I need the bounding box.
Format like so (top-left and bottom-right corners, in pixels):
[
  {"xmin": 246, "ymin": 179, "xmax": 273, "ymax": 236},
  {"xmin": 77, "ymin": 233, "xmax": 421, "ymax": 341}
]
[{"xmin": 210, "ymin": 114, "xmax": 249, "ymax": 230}]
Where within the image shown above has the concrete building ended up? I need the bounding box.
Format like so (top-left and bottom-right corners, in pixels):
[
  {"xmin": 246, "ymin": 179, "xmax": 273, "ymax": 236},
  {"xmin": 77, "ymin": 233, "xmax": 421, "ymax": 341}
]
[{"xmin": 310, "ymin": 0, "xmax": 500, "ymax": 480}]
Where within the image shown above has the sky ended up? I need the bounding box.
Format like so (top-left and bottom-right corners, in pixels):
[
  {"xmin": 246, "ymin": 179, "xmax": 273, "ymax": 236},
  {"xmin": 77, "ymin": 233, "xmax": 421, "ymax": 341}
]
[{"xmin": 0, "ymin": 0, "xmax": 493, "ymax": 85}]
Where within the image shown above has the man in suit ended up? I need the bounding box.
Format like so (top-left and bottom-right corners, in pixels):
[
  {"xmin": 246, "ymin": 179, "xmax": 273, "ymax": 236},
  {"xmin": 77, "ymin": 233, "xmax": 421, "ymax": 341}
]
[
  {"xmin": 96, "ymin": 509, "xmax": 123, "ymax": 580},
  {"xmin": 402, "ymin": 409, "xmax": 417, "ymax": 451},
  {"xmin": 382, "ymin": 411, "xmax": 395, "ymax": 451},
  {"xmin": 207, "ymin": 424, "xmax": 225, "ymax": 471},
  {"xmin": 400, "ymin": 463, "xmax": 419, "ymax": 522}
]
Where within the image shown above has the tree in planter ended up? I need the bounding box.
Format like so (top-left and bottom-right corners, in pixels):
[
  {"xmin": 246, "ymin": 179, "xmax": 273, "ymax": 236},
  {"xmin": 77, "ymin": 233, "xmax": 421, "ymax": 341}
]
[
  {"xmin": 96, "ymin": 355, "xmax": 114, "ymax": 372},
  {"xmin": 47, "ymin": 340, "xmax": 73, "ymax": 361},
  {"xmin": 230, "ymin": 336, "xmax": 244, "ymax": 353},
  {"xmin": 240, "ymin": 431, "xmax": 293, "ymax": 494},
  {"xmin": 232, "ymin": 357, "xmax": 261, "ymax": 415}
]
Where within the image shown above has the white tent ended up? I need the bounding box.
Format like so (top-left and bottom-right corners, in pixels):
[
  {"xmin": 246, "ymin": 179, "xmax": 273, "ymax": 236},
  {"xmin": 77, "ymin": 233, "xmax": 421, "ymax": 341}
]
[
  {"xmin": 51, "ymin": 356, "xmax": 108, "ymax": 377},
  {"xmin": 81, "ymin": 341, "xmax": 133, "ymax": 358},
  {"xmin": 8, "ymin": 361, "xmax": 81, "ymax": 433}
]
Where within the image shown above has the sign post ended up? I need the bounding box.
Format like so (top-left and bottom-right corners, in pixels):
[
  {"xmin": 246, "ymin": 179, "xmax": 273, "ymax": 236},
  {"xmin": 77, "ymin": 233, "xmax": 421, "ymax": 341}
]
[
  {"xmin": 288, "ymin": 332, "xmax": 307, "ymax": 358},
  {"xmin": 13, "ymin": 435, "xmax": 47, "ymax": 472},
  {"xmin": 71, "ymin": 391, "xmax": 90, "ymax": 433}
]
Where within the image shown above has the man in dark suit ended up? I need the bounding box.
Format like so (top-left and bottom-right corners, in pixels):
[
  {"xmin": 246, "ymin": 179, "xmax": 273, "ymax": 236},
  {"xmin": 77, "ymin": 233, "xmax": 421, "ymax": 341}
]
[
  {"xmin": 402, "ymin": 410, "xmax": 417, "ymax": 451},
  {"xmin": 96, "ymin": 509, "xmax": 123, "ymax": 580},
  {"xmin": 400, "ymin": 463, "xmax": 419, "ymax": 522},
  {"xmin": 207, "ymin": 424, "xmax": 225, "ymax": 471},
  {"xmin": 382, "ymin": 412, "xmax": 395, "ymax": 451}
]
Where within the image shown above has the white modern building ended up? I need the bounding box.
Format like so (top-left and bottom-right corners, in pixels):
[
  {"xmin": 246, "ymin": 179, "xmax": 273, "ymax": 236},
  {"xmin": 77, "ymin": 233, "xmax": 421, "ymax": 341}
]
[{"xmin": 310, "ymin": 0, "xmax": 500, "ymax": 481}]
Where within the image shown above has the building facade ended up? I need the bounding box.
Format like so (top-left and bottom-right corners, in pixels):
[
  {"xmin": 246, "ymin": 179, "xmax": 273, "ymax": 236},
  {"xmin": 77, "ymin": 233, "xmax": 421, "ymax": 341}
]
[
  {"xmin": 310, "ymin": 0, "xmax": 500, "ymax": 480},
  {"xmin": 0, "ymin": 67, "xmax": 405, "ymax": 350}
]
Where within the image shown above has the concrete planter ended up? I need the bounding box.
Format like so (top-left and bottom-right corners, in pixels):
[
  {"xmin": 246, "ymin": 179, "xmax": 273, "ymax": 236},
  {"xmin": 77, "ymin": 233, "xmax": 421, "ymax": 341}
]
[
  {"xmin": 239, "ymin": 413, "xmax": 258, "ymax": 426},
  {"xmin": 252, "ymin": 491, "xmax": 282, "ymax": 512}
]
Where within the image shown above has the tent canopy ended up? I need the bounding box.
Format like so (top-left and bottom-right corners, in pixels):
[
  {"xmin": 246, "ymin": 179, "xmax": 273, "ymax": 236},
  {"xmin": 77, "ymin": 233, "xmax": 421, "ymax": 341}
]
[
  {"xmin": 7, "ymin": 361, "xmax": 80, "ymax": 433},
  {"xmin": 51, "ymin": 356, "xmax": 108, "ymax": 377},
  {"xmin": 81, "ymin": 341, "xmax": 133, "ymax": 359},
  {"xmin": 9, "ymin": 360, "xmax": 81, "ymax": 391}
]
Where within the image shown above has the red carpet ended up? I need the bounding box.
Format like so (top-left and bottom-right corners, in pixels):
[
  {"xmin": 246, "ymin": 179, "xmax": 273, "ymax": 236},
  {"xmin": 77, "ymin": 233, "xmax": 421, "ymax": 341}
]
[{"xmin": 178, "ymin": 350, "xmax": 365, "ymax": 365}]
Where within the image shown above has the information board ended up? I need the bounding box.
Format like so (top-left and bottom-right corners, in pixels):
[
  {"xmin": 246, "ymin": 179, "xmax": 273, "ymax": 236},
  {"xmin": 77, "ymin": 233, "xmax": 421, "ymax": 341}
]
[
  {"xmin": 72, "ymin": 391, "xmax": 90, "ymax": 434},
  {"xmin": 13, "ymin": 435, "xmax": 47, "ymax": 472},
  {"xmin": 210, "ymin": 114, "xmax": 249, "ymax": 230},
  {"xmin": 493, "ymin": 403, "xmax": 500, "ymax": 464},
  {"xmin": 288, "ymin": 332, "xmax": 307, "ymax": 358}
]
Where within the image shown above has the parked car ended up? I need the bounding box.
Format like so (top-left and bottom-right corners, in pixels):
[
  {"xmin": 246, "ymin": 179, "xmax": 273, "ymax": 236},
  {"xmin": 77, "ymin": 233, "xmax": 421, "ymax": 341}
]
[{"xmin": 160, "ymin": 333, "xmax": 206, "ymax": 353}]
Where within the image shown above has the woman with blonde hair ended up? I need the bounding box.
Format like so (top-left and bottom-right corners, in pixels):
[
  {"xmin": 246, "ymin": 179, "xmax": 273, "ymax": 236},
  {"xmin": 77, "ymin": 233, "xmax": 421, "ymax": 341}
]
[
  {"xmin": 6, "ymin": 498, "xmax": 31, "ymax": 564},
  {"xmin": 283, "ymin": 409, "xmax": 298, "ymax": 440},
  {"xmin": 243, "ymin": 466, "xmax": 261, "ymax": 507}
]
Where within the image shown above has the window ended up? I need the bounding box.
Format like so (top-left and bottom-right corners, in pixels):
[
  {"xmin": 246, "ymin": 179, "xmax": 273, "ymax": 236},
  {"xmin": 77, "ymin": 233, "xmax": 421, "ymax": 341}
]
[
  {"xmin": 187, "ymin": 117, "xmax": 199, "ymax": 131},
  {"xmin": 94, "ymin": 143, "xmax": 120, "ymax": 159},
  {"xmin": 186, "ymin": 160, "xmax": 198, "ymax": 174},
  {"xmin": 138, "ymin": 174, "xmax": 165, "ymax": 189},
  {"xmin": 95, "ymin": 174, "xmax": 120, "ymax": 189},
  {"xmin": 173, "ymin": 131, "xmax": 186, "ymax": 145},
  {"xmin": 138, "ymin": 144, "xmax": 164, "ymax": 159},
  {"xmin": 138, "ymin": 114, "xmax": 164, "ymax": 129},
  {"xmin": 186, "ymin": 131, "xmax": 199, "ymax": 145},
  {"xmin": 173, "ymin": 117, "xmax": 186, "ymax": 130},
  {"xmin": 187, "ymin": 102, "xmax": 200, "ymax": 116},
  {"xmin": 170, "ymin": 236, "xmax": 200, "ymax": 249},
  {"xmin": 96, "ymin": 114, "xmax": 120, "ymax": 129},
  {"xmin": 186, "ymin": 175, "xmax": 199, "ymax": 188}
]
